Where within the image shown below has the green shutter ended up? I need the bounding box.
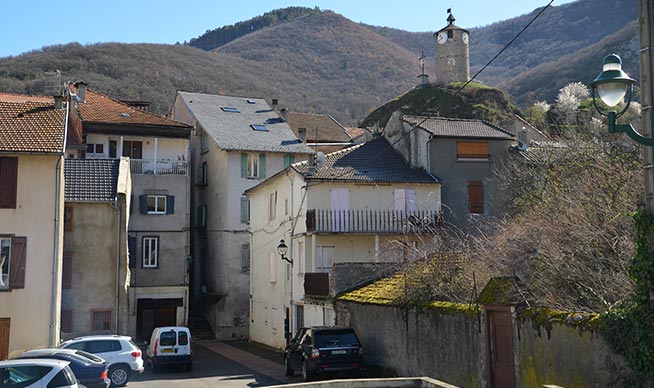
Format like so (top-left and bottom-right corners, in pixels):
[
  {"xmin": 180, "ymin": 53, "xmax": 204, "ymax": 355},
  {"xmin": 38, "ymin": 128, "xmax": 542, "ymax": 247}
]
[
  {"xmin": 241, "ymin": 153, "xmax": 247, "ymax": 178},
  {"xmin": 166, "ymin": 195, "xmax": 175, "ymax": 214},
  {"xmin": 283, "ymin": 154, "xmax": 295, "ymax": 168},
  {"xmin": 259, "ymin": 153, "xmax": 266, "ymax": 178},
  {"xmin": 240, "ymin": 196, "xmax": 249, "ymax": 223}
]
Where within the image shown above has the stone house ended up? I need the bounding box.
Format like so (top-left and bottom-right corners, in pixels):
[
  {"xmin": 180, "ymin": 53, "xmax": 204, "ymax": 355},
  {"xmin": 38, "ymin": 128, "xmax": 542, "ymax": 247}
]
[
  {"xmin": 171, "ymin": 92, "xmax": 314, "ymax": 339},
  {"xmin": 0, "ymin": 93, "xmax": 67, "ymax": 358},
  {"xmin": 245, "ymin": 136, "xmax": 442, "ymax": 349},
  {"xmin": 61, "ymin": 158, "xmax": 131, "ymax": 339},
  {"xmin": 384, "ymin": 112, "xmax": 515, "ymax": 228},
  {"xmin": 67, "ymin": 83, "xmax": 193, "ymax": 342}
]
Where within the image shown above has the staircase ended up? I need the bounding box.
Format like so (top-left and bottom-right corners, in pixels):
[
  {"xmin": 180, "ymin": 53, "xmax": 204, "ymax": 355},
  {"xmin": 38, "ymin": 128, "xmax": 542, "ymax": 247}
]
[{"xmin": 188, "ymin": 315, "xmax": 216, "ymax": 340}]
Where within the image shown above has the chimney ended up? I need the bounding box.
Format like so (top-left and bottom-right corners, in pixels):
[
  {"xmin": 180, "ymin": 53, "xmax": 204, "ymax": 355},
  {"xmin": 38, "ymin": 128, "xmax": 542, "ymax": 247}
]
[
  {"xmin": 298, "ymin": 128, "xmax": 307, "ymax": 143},
  {"xmin": 75, "ymin": 81, "xmax": 88, "ymax": 103},
  {"xmin": 54, "ymin": 95, "xmax": 63, "ymax": 110},
  {"xmin": 271, "ymin": 98, "xmax": 279, "ymax": 110},
  {"xmin": 280, "ymin": 107, "xmax": 288, "ymax": 121}
]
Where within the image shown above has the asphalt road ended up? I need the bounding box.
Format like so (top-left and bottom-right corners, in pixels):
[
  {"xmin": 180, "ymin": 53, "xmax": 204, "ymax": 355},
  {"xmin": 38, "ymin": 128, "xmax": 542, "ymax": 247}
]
[{"xmin": 128, "ymin": 343, "xmax": 284, "ymax": 387}]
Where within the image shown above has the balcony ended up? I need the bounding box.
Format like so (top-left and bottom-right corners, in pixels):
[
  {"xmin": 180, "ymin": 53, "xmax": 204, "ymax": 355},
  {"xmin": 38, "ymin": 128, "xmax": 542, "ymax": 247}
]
[
  {"xmin": 130, "ymin": 159, "xmax": 188, "ymax": 175},
  {"xmin": 305, "ymin": 209, "xmax": 442, "ymax": 234}
]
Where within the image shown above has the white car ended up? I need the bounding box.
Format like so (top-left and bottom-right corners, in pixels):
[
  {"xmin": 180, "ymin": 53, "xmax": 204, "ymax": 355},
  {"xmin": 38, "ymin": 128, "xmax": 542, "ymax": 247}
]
[
  {"xmin": 60, "ymin": 335, "xmax": 143, "ymax": 387},
  {"xmin": 0, "ymin": 358, "xmax": 79, "ymax": 387},
  {"xmin": 145, "ymin": 326, "xmax": 193, "ymax": 371}
]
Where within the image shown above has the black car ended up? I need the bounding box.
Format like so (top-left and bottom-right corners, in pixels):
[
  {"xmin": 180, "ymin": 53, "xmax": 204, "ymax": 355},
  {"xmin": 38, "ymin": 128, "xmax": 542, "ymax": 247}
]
[
  {"xmin": 284, "ymin": 326, "xmax": 364, "ymax": 381},
  {"xmin": 16, "ymin": 348, "xmax": 110, "ymax": 388}
]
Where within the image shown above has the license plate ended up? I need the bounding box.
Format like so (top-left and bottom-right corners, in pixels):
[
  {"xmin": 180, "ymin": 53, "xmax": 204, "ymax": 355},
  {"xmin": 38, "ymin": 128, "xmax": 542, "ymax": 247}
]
[
  {"xmin": 162, "ymin": 348, "xmax": 174, "ymax": 353},
  {"xmin": 331, "ymin": 350, "xmax": 347, "ymax": 355}
]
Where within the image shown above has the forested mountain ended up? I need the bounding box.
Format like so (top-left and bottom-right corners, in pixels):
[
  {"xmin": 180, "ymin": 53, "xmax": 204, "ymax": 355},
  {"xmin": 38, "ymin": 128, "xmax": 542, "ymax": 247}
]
[{"xmin": 0, "ymin": 0, "xmax": 639, "ymax": 124}]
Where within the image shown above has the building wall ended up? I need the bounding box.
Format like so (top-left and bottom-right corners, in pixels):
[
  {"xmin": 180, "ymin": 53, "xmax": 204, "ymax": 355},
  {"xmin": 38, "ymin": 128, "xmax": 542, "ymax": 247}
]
[
  {"xmin": 429, "ymin": 136, "xmax": 513, "ymax": 227},
  {"xmin": 0, "ymin": 154, "xmax": 63, "ymax": 357}
]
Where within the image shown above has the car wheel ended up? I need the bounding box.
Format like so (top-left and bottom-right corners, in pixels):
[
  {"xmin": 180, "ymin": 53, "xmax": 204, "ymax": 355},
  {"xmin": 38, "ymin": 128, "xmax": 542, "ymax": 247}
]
[
  {"xmin": 284, "ymin": 356, "xmax": 294, "ymax": 376},
  {"xmin": 301, "ymin": 361, "xmax": 312, "ymax": 382},
  {"xmin": 109, "ymin": 365, "xmax": 129, "ymax": 387}
]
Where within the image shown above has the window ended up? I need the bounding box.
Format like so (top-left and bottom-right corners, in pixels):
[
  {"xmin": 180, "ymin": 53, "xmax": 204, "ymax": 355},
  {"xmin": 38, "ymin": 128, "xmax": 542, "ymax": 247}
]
[
  {"xmin": 122, "ymin": 140, "xmax": 143, "ymax": 159},
  {"xmin": 221, "ymin": 107, "xmax": 240, "ymax": 113},
  {"xmin": 316, "ymin": 246, "xmax": 334, "ymax": 273},
  {"xmin": 268, "ymin": 191, "xmax": 277, "ymax": 221},
  {"xmin": 269, "ymin": 252, "xmax": 276, "ymax": 283},
  {"xmin": 47, "ymin": 365, "xmax": 77, "ymax": 387},
  {"xmin": 91, "ymin": 311, "xmax": 112, "ymax": 332},
  {"xmin": 62, "ymin": 251, "xmax": 72, "ymax": 289},
  {"xmin": 198, "ymin": 162, "xmax": 208, "ymax": 185},
  {"xmin": 447, "ymin": 30, "xmax": 453, "ymax": 38},
  {"xmin": 64, "ymin": 206, "xmax": 73, "ymax": 232},
  {"xmin": 467, "ymin": 181, "xmax": 484, "ymax": 214},
  {"xmin": 241, "ymin": 153, "xmax": 266, "ymax": 178},
  {"xmin": 200, "ymin": 131, "xmax": 209, "ymax": 152},
  {"xmin": 86, "ymin": 143, "xmax": 104, "ymax": 156},
  {"xmin": 283, "ymin": 154, "xmax": 295, "ymax": 168},
  {"xmin": 240, "ymin": 196, "xmax": 250, "ymax": 224},
  {"xmin": 251, "ymin": 124, "xmax": 269, "ymax": 131},
  {"xmin": 197, "ymin": 205, "xmax": 207, "ymax": 228},
  {"xmin": 178, "ymin": 331, "xmax": 189, "ymax": 346},
  {"xmin": 61, "ymin": 310, "xmax": 73, "ymax": 333},
  {"xmin": 394, "ymin": 189, "xmax": 417, "ymax": 212},
  {"xmin": 241, "ymin": 244, "xmax": 250, "ymax": 273},
  {"xmin": 0, "ymin": 157, "xmax": 18, "ymax": 209},
  {"xmin": 457, "ymin": 142, "xmax": 489, "ymax": 160},
  {"xmin": 0, "ymin": 236, "xmax": 26, "ymax": 290},
  {"xmin": 142, "ymin": 237, "xmax": 159, "ymax": 268},
  {"xmin": 109, "ymin": 140, "xmax": 117, "ymax": 158},
  {"xmin": 139, "ymin": 195, "xmax": 174, "ymax": 215}
]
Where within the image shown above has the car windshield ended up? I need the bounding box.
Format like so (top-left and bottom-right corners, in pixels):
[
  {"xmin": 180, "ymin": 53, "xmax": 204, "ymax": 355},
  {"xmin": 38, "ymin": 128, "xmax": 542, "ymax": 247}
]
[
  {"xmin": 159, "ymin": 332, "xmax": 176, "ymax": 347},
  {"xmin": 314, "ymin": 329, "xmax": 359, "ymax": 347},
  {"xmin": 0, "ymin": 365, "xmax": 51, "ymax": 388}
]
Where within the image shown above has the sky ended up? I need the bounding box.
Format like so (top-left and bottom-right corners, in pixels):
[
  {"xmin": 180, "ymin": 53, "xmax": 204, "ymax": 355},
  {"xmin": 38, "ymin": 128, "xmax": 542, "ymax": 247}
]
[{"xmin": 1, "ymin": 0, "xmax": 577, "ymax": 58}]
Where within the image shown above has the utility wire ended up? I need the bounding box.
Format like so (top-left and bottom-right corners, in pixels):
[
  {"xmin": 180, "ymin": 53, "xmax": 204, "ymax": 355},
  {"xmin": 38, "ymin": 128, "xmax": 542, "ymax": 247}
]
[{"xmin": 455, "ymin": 0, "xmax": 555, "ymax": 95}]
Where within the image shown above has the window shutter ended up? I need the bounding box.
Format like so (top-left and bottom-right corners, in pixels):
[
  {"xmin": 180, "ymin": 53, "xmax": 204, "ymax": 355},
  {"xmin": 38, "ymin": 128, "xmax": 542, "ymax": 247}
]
[
  {"xmin": 9, "ymin": 236, "xmax": 26, "ymax": 289},
  {"xmin": 283, "ymin": 154, "xmax": 295, "ymax": 168},
  {"xmin": 0, "ymin": 157, "xmax": 18, "ymax": 208},
  {"xmin": 283, "ymin": 154, "xmax": 289, "ymax": 168},
  {"xmin": 128, "ymin": 237, "xmax": 137, "ymax": 269},
  {"xmin": 241, "ymin": 153, "xmax": 247, "ymax": 178},
  {"xmin": 240, "ymin": 196, "xmax": 249, "ymax": 224},
  {"xmin": 406, "ymin": 189, "xmax": 417, "ymax": 212},
  {"xmin": 62, "ymin": 251, "xmax": 72, "ymax": 289},
  {"xmin": 467, "ymin": 181, "xmax": 484, "ymax": 214},
  {"xmin": 166, "ymin": 195, "xmax": 175, "ymax": 214},
  {"xmin": 241, "ymin": 244, "xmax": 250, "ymax": 272},
  {"xmin": 259, "ymin": 153, "xmax": 266, "ymax": 178},
  {"xmin": 139, "ymin": 195, "xmax": 148, "ymax": 214}
]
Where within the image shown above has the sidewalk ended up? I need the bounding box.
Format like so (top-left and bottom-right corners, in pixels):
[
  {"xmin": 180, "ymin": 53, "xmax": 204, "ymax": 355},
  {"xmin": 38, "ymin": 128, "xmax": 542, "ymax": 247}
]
[{"xmin": 197, "ymin": 340, "xmax": 301, "ymax": 385}]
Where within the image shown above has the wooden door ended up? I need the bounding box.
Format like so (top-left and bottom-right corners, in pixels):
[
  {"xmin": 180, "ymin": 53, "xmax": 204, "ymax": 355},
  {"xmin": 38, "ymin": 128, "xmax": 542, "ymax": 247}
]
[
  {"xmin": 0, "ymin": 318, "xmax": 9, "ymax": 360},
  {"xmin": 488, "ymin": 310, "xmax": 515, "ymax": 388}
]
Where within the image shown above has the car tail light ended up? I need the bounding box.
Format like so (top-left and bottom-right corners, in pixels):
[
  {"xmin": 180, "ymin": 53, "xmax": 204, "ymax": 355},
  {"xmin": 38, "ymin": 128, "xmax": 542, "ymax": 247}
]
[
  {"xmin": 154, "ymin": 338, "xmax": 158, "ymax": 355},
  {"xmin": 100, "ymin": 370, "xmax": 107, "ymax": 379},
  {"xmin": 190, "ymin": 337, "xmax": 193, "ymax": 359},
  {"xmin": 311, "ymin": 348, "xmax": 320, "ymax": 359},
  {"xmin": 131, "ymin": 350, "xmax": 141, "ymax": 358}
]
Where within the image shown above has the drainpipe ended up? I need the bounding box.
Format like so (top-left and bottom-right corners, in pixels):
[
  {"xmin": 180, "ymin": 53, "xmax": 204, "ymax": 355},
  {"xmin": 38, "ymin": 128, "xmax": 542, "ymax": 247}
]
[
  {"xmin": 50, "ymin": 95, "xmax": 69, "ymax": 346},
  {"xmin": 113, "ymin": 197, "xmax": 122, "ymax": 334}
]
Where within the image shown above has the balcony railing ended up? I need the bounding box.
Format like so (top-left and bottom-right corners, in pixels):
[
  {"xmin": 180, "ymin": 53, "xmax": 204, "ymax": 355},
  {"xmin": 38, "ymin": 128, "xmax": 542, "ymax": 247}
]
[
  {"xmin": 130, "ymin": 159, "xmax": 188, "ymax": 175},
  {"xmin": 304, "ymin": 272, "xmax": 330, "ymax": 297},
  {"xmin": 305, "ymin": 209, "xmax": 442, "ymax": 234}
]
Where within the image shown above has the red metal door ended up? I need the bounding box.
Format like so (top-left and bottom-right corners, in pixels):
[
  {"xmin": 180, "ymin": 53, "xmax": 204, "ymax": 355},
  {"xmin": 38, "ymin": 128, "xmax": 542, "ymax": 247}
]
[{"xmin": 488, "ymin": 310, "xmax": 515, "ymax": 388}]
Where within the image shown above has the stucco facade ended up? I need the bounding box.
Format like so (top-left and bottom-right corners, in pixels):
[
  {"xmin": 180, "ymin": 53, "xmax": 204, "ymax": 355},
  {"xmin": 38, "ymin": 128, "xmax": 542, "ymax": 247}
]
[
  {"xmin": 1, "ymin": 154, "xmax": 64, "ymax": 357},
  {"xmin": 248, "ymin": 163, "xmax": 441, "ymax": 349}
]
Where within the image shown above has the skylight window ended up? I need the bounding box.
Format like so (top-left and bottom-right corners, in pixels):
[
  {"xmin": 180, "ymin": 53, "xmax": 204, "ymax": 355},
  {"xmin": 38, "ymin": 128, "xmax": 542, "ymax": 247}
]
[
  {"xmin": 251, "ymin": 124, "xmax": 269, "ymax": 132},
  {"xmin": 221, "ymin": 107, "xmax": 241, "ymax": 113},
  {"xmin": 247, "ymin": 99, "xmax": 256, "ymax": 104}
]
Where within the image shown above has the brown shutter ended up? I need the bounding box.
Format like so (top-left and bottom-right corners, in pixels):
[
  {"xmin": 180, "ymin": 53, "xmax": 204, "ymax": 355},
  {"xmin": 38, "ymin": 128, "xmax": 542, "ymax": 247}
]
[
  {"xmin": 62, "ymin": 251, "xmax": 72, "ymax": 289},
  {"xmin": 467, "ymin": 181, "xmax": 484, "ymax": 214},
  {"xmin": 0, "ymin": 157, "xmax": 18, "ymax": 208},
  {"xmin": 9, "ymin": 236, "xmax": 26, "ymax": 289},
  {"xmin": 61, "ymin": 310, "xmax": 73, "ymax": 333},
  {"xmin": 0, "ymin": 318, "xmax": 9, "ymax": 360},
  {"xmin": 457, "ymin": 142, "xmax": 489, "ymax": 159}
]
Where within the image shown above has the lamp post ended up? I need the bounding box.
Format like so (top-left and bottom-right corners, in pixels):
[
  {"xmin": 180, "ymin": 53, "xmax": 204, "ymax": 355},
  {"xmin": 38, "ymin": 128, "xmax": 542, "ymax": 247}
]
[{"xmin": 278, "ymin": 239, "xmax": 293, "ymax": 343}]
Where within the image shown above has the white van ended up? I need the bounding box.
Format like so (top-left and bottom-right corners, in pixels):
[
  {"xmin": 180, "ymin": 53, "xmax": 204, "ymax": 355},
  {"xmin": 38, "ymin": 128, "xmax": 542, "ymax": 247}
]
[{"xmin": 145, "ymin": 326, "xmax": 192, "ymax": 371}]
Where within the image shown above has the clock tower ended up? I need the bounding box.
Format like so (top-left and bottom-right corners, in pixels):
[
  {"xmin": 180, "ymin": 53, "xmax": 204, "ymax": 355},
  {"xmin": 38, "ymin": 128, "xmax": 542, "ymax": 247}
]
[{"xmin": 434, "ymin": 10, "xmax": 470, "ymax": 85}]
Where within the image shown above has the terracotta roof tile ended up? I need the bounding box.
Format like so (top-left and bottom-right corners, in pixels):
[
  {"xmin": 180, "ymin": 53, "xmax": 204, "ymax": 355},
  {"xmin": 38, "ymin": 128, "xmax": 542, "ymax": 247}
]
[
  {"xmin": 0, "ymin": 97, "xmax": 66, "ymax": 153},
  {"xmin": 76, "ymin": 89, "xmax": 191, "ymax": 128},
  {"xmin": 0, "ymin": 93, "xmax": 53, "ymax": 103}
]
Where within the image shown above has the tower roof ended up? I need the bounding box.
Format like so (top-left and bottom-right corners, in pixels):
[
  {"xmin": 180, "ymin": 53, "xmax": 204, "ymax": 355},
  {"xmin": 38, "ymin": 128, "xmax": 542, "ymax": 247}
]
[{"xmin": 435, "ymin": 11, "xmax": 469, "ymax": 34}]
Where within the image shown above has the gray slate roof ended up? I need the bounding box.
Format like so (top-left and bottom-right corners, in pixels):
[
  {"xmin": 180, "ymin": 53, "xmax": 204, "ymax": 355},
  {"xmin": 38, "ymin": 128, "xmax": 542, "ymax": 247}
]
[
  {"xmin": 292, "ymin": 136, "xmax": 440, "ymax": 183},
  {"xmin": 404, "ymin": 115, "xmax": 515, "ymax": 140},
  {"xmin": 64, "ymin": 159, "xmax": 119, "ymax": 202},
  {"xmin": 177, "ymin": 92, "xmax": 314, "ymax": 154}
]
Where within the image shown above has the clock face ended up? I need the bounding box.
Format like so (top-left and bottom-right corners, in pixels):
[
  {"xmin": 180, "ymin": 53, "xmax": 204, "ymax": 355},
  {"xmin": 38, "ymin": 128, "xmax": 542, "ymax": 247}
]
[
  {"xmin": 462, "ymin": 32, "xmax": 469, "ymax": 44},
  {"xmin": 437, "ymin": 32, "xmax": 447, "ymax": 44}
]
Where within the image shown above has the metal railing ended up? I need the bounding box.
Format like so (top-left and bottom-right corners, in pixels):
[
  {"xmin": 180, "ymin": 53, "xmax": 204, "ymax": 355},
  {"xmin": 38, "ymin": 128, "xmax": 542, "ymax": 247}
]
[
  {"xmin": 305, "ymin": 209, "xmax": 442, "ymax": 234},
  {"xmin": 130, "ymin": 159, "xmax": 188, "ymax": 175}
]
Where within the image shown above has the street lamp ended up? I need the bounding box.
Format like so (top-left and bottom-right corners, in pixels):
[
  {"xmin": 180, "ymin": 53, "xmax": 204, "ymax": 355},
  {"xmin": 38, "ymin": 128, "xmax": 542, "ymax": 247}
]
[
  {"xmin": 277, "ymin": 239, "xmax": 292, "ymax": 264},
  {"xmin": 591, "ymin": 54, "xmax": 652, "ymax": 146}
]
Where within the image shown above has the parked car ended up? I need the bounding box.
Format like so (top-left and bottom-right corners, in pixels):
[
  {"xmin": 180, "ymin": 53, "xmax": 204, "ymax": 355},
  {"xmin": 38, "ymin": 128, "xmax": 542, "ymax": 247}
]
[
  {"xmin": 145, "ymin": 326, "xmax": 193, "ymax": 371},
  {"xmin": 284, "ymin": 326, "xmax": 364, "ymax": 381},
  {"xmin": 60, "ymin": 335, "xmax": 144, "ymax": 387},
  {"xmin": 0, "ymin": 358, "xmax": 79, "ymax": 387},
  {"xmin": 15, "ymin": 348, "xmax": 110, "ymax": 388}
]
